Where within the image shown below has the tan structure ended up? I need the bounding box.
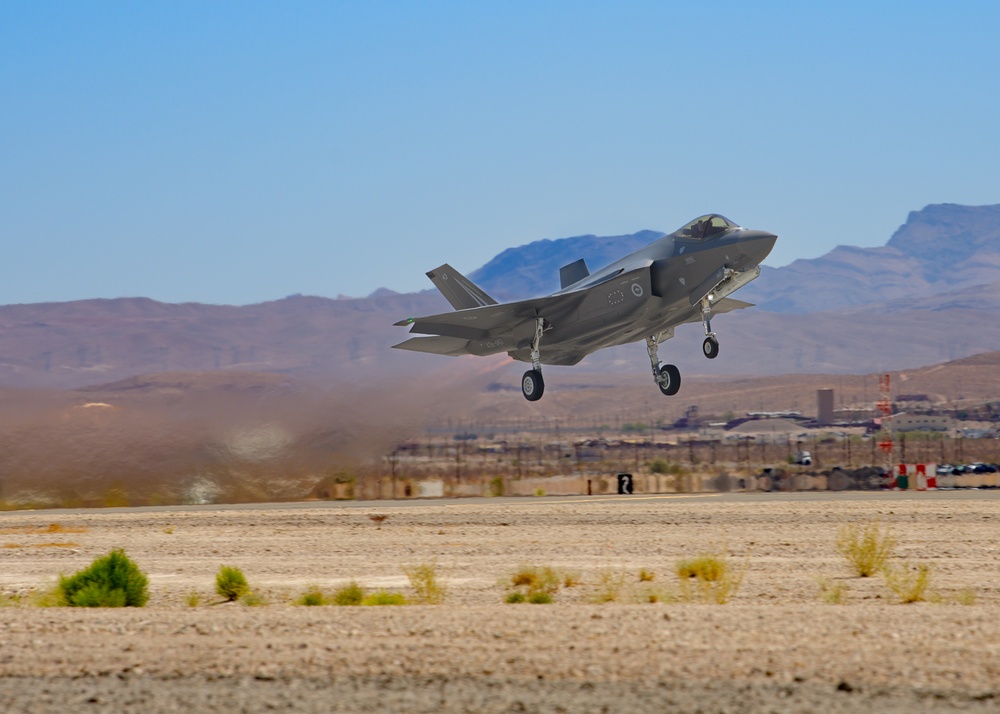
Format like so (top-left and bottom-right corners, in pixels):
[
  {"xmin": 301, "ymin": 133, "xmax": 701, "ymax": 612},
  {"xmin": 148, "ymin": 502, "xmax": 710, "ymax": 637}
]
[{"xmin": 817, "ymin": 388, "xmax": 834, "ymax": 425}]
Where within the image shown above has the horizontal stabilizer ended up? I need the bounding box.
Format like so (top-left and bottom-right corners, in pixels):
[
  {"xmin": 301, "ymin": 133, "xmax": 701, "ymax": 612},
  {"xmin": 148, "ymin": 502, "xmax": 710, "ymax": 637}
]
[
  {"xmin": 392, "ymin": 335, "xmax": 471, "ymax": 356},
  {"xmin": 559, "ymin": 258, "xmax": 590, "ymax": 289},
  {"xmin": 426, "ymin": 264, "xmax": 498, "ymax": 310}
]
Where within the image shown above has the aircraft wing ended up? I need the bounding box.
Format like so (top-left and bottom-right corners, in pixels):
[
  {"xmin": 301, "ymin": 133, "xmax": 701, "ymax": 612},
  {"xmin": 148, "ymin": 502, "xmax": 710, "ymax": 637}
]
[{"xmin": 393, "ymin": 291, "xmax": 588, "ymax": 354}]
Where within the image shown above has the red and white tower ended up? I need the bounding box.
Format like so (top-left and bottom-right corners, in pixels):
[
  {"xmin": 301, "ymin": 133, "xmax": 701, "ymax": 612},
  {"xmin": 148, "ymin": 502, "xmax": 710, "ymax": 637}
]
[{"xmin": 877, "ymin": 374, "xmax": 893, "ymax": 471}]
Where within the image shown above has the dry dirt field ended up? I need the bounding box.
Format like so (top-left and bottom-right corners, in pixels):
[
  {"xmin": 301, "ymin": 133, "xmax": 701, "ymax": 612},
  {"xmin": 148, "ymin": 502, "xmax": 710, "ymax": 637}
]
[{"xmin": 1, "ymin": 492, "xmax": 999, "ymax": 713}]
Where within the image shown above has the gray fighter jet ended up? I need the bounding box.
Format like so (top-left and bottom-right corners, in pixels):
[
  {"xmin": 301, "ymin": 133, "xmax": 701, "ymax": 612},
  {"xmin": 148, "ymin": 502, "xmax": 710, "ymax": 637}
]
[{"xmin": 393, "ymin": 214, "xmax": 777, "ymax": 401}]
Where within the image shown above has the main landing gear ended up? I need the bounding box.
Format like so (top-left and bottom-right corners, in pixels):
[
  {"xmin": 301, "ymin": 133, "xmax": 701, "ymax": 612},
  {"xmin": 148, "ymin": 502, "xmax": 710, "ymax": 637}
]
[
  {"xmin": 646, "ymin": 330, "xmax": 681, "ymax": 396},
  {"xmin": 521, "ymin": 318, "xmax": 546, "ymax": 402},
  {"xmin": 701, "ymin": 296, "xmax": 720, "ymax": 359}
]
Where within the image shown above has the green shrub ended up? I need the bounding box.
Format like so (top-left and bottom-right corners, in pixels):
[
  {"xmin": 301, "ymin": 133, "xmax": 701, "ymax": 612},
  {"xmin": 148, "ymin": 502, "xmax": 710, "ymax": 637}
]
[
  {"xmin": 295, "ymin": 586, "xmax": 327, "ymax": 606},
  {"xmin": 215, "ymin": 565, "xmax": 250, "ymax": 602},
  {"xmin": 403, "ymin": 561, "xmax": 446, "ymax": 604},
  {"xmin": 362, "ymin": 590, "xmax": 406, "ymax": 606},
  {"xmin": 527, "ymin": 591, "xmax": 553, "ymax": 604},
  {"xmin": 505, "ymin": 591, "xmax": 526, "ymax": 604},
  {"xmin": 649, "ymin": 458, "xmax": 670, "ymax": 474},
  {"xmin": 58, "ymin": 549, "xmax": 148, "ymax": 607},
  {"xmin": 332, "ymin": 581, "xmax": 366, "ymax": 606},
  {"xmin": 837, "ymin": 521, "xmax": 895, "ymax": 577}
]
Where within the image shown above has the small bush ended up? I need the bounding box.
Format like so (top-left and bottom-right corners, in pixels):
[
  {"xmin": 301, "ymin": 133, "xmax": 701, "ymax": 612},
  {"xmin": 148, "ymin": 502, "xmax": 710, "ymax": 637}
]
[
  {"xmin": 215, "ymin": 565, "xmax": 250, "ymax": 602},
  {"xmin": 403, "ymin": 561, "xmax": 446, "ymax": 604},
  {"xmin": 185, "ymin": 591, "xmax": 201, "ymax": 607},
  {"xmin": 649, "ymin": 458, "xmax": 670, "ymax": 474},
  {"xmin": 638, "ymin": 568, "xmax": 655, "ymax": 582},
  {"xmin": 332, "ymin": 581, "xmax": 366, "ymax": 606},
  {"xmin": 837, "ymin": 521, "xmax": 895, "ymax": 577},
  {"xmin": 58, "ymin": 549, "xmax": 149, "ymax": 607},
  {"xmin": 562, "ymin": 571, "xmax": 582, "ymax": 588},
  {"xmin": 362, "ymin": 590, "xmax": 406, "ymax": 606},
  {"xmin": 527, "ymin": 591, "xmax": 553, "ymax": 604},
  {"xmin": 505, "ymin": 591, "xmax": 526, "ymax": 604},
  {"xmin": 296, "ymin": 586, "xmax": 327, "ymax": 606},
  {"xmin": 676, "ymin": 552, "xmax": 744, "ymax": 604},
  {"xmin": 883, "ymin": 561, "xmax": 931, "ymax": 604}
]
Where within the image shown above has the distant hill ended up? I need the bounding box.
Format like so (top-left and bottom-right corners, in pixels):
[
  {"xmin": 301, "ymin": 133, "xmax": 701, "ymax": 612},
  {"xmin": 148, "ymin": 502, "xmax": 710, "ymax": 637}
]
[
  {"xmin": 0, "ymin": 203, "xmax": 998, "ymax": 389},
  {"xmin": 736, "ymin": 203, "xmax": 1000, "ymax": 312}
]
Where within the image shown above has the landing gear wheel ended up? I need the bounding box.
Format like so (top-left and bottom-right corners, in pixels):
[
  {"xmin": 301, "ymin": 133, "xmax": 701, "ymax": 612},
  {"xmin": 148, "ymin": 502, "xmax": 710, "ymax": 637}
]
[
  {"xmin": 521, "ymin": 369, "xmax": 545, "ymax": 401},
  {"xmin": 657, "ymin": 364, "xmax": 681, "ymax": 396},
  {"xmin": 702, "ymin": 336, "xmax": 720, "ymax": 359}
]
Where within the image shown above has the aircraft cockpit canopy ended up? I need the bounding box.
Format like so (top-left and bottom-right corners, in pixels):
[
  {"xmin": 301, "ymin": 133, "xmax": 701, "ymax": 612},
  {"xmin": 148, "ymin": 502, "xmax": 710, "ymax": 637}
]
[{"xmin": 672, "ymin": 214, "xmax": 738, "ymax": 240}]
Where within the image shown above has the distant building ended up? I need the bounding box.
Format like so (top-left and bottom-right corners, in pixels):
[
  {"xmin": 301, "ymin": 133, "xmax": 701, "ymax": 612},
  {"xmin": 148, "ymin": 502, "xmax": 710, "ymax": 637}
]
[
  {"xmin": 817, "ymin": 389, "xmax": 834, "ymax": 425},
  {"xmin": 889, "ymin": 414, "xmax": 953, "ymax": 432}
]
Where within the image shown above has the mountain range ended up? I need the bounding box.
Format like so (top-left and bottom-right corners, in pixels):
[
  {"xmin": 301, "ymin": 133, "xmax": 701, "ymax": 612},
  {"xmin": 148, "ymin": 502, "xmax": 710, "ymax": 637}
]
[{"xmin": 1, "ymin": 203, "xmax": 998, "ymax": 390}]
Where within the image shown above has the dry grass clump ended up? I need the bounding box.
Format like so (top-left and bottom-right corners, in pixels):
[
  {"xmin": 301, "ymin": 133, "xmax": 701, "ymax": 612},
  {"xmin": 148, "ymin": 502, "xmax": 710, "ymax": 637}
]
[
  {"xmin": 817, "ymin": 578, "xmax": 849, "ymax": 604},
  {"xmin": 883, "ymin": 561, "xmax": 931, "ymax": 604},
  {"xmin": 675, "ymin": 552, "xmax": 744, "ymax": 604},
  {"xmin": 837, "ymin": 521, "xmax": 896, "ymax": 577},
  {"xmin": 506, "ymin": 565, "xmax": 562, "ymax": 604},
  {"xmin": 403, "ymin": 561, "xmax": 446, "ymax": 604},
  {"xmin": 591, "ymin": 568, "xmax": 628, "ymax": 603},
  {"xmin": 955, "ymin": 588, "xmax": 977, "ymax": 606}
]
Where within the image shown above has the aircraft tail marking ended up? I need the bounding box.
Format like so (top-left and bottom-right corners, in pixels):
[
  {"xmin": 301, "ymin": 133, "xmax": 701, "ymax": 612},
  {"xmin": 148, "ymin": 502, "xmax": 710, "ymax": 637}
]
[{"xmin": 426, "ymin": 264, "xmax": 498, "ymax": 310}]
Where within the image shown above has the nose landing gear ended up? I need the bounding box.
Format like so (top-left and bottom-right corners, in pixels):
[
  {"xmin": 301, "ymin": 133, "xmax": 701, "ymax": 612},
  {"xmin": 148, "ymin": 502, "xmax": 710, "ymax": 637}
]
[{"xmin": 701, "ymin": 296, "xmax": 720, "ymax": 359}]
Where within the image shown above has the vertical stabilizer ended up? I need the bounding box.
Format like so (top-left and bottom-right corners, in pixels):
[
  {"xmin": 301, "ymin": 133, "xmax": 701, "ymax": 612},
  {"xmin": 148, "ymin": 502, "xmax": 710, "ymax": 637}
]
[
  {"xmin": 559, "ymin": 258, "xmax": 590, "ymax": 289},
  {"xmin": 426, "ymin": 264, "xmax": 498, "ymax": 310}
]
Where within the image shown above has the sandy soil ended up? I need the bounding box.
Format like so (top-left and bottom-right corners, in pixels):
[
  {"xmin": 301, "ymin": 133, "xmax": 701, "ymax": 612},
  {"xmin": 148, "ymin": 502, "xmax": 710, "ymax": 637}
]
[{"xmin": 1, "ymin": 492, "xmax": 999, "ymax": 712}]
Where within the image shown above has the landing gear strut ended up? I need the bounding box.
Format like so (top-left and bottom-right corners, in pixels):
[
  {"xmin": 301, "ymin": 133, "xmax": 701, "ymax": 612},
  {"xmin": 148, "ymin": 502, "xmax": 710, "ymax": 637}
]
[
  {"xmin": 521, "ymin": 318, "xmax": 546, "ymax": 401},
  {"xmin": 646, "ymin": 330, "xmax": 680, "ymax": 396},
  {"xmin": 700, "ymin": 296, "xmax": 720, "ymax": 359}
]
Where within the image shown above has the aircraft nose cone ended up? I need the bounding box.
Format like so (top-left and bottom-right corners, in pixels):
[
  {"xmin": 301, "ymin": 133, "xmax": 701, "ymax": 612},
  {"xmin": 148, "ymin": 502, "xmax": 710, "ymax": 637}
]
[{"xmin": 740, "ymin": 230, "xmax": 777, "ymax": 265}]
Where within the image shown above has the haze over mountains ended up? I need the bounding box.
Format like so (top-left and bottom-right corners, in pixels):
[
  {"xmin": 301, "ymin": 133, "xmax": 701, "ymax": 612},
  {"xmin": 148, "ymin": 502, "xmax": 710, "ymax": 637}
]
[{"xmin": 2, "ymin": 203, "xmax": 999, "ymax": 390}]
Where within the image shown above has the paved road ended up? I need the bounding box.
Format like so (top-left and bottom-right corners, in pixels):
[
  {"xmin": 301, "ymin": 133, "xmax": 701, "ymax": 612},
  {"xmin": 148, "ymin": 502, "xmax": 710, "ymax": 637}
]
[{"xmin": 2, "ymin": 487, "xmax": 997, "ymax": 518}]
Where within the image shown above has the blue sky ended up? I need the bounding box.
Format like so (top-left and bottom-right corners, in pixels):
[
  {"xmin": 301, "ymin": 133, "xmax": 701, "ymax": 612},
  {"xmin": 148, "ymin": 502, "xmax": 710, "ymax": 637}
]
[{"xmin": 3, "ymin": 1, "xmax": 999, "ymax": 305}]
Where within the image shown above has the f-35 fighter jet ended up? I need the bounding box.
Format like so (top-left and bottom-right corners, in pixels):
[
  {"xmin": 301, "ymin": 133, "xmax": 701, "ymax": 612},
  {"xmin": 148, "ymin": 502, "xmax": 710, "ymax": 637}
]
[{"xmin": 393, "ymin": 214, "xmax": 777, "ymax": 401}]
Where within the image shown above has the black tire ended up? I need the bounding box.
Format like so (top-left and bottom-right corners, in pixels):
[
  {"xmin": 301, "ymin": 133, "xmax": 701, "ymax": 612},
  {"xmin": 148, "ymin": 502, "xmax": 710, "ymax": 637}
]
[
  {"xmin": 657, "ymin": 364, "xmax": 681, "ymax": 396},
  {"xmin": 521, "ymin": 369, "xmax": 545, "ymax": 401},
  {"xmin": 703, "ymin": 336, "xmax": 720, "ymax": 359}
]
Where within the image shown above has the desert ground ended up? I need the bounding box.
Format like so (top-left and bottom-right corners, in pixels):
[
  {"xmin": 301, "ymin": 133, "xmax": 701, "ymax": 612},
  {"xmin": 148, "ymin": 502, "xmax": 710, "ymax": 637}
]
[{"xmin": 1, "ymin": 492, "xmax": 999, "ymax": 712}]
